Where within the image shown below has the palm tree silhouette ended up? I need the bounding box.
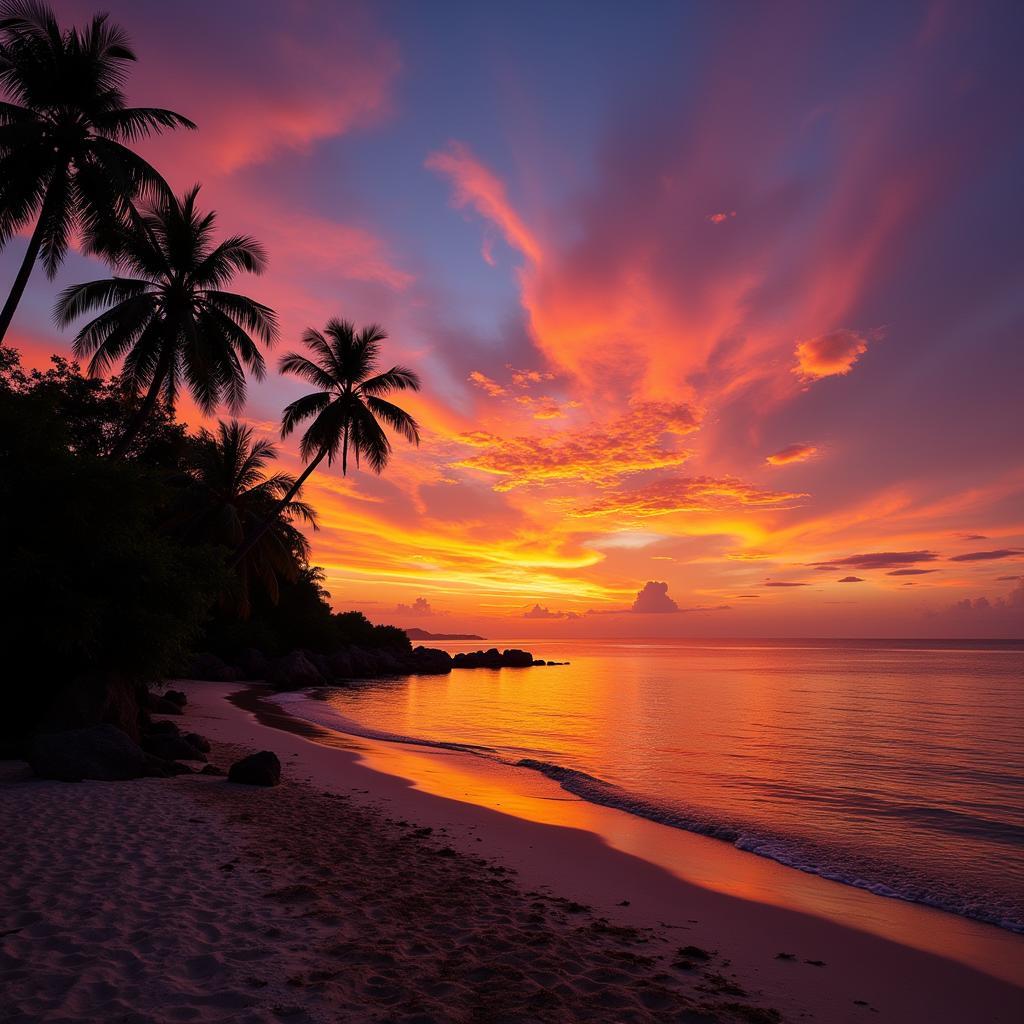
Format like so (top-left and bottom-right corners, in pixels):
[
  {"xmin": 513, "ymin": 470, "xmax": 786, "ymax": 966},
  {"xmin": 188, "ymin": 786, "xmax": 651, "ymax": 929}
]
[
  {"xmin": 174, "ymin": 420, "xmax": 317, "ymax": 617},
  {"xmin": 0, "ymin": 1, "xmax": 194, "ymax": 342},
  {"xmin": 232, "ymin": 319, "xmax": 420, "ymax": 567},
  {"xmin": 55, "ymin": 186, "xmax": 277, "ymax": 457}
]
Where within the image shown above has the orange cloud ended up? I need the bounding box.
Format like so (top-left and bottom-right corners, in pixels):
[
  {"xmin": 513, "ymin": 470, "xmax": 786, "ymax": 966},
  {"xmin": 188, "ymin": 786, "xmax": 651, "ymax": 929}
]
[
  {"xmin": 766, "ymin": 443, "xmax": 819, "ymax": 466},
  {"xmin": 508, "ymin": 366, "xmax": 555, "ymax": 387},
  {"xmin": 572, "ymin": 476, "xmax": 807, "ymax": 519},
  {"xmin": 794, "ymin": 330, "xmax": 869, "ymax": 381},
  {"xmin": 453, "ymin": 401, "xmax": 700, "ymax": 490},
  {"xmin": 468, "ymin": 370, "xmax": 507, "ymax": 397}
]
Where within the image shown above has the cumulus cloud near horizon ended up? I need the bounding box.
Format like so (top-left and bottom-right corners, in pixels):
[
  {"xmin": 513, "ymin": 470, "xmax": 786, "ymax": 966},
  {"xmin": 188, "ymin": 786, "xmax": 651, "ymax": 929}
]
[
  {"xmin": 523, "ymin": 603, "xmax": 579, "ymax": 620},
  {"xmin": 394, "ymin": 597, "xmax": 440, "ymax": 616},
  {"xmin": 631, "ymin": 581, "xmax": 679, "ymax": 613}
]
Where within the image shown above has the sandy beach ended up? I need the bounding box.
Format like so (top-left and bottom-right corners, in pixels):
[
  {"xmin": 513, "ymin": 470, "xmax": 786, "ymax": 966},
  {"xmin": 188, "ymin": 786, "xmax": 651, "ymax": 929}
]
[{"xmin": 2, "ymin": 681, "xmax": 1022, "ymax": 1024}]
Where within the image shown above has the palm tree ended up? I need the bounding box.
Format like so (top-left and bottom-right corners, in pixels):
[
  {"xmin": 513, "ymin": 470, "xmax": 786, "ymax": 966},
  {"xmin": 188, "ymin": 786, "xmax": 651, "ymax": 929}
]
[
  {"xmin": 55, "ymin": 185, "xmax": 277, "ymax": 458},
  {"xmin": 0, "ymin": 1, "xmax": 194, "ymax": 342},
  {"xmin": 174, "ymin": 419, "xmax": 317, "ymax": 617},
  {"xmin": 231, "ymin": 319, "xmax": 420, "ymax": 567}
]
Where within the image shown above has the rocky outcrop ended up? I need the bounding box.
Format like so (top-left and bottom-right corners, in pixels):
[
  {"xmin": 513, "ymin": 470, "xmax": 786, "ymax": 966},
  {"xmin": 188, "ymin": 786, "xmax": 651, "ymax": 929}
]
[
  {"xmin": 266, "ymin": 651, "xmax": 324, "ymax": 690},
  {"xmin": 236, "ymin": 647, "xmax": 269, "ymax": 679},
  {"xmin": 451, "ymin": 648, "xmax": 535, "ymax": 669},
  {"xmin": 184, "ymin": 653, "xmax": 241, "ymax": 682},
  {"xmin": 183, "ymin": 641, "xmax": 556, "ymax": 692},
  {"xmin": 228, "ymin": 750, "xmax": 281, "ymax": 787}
]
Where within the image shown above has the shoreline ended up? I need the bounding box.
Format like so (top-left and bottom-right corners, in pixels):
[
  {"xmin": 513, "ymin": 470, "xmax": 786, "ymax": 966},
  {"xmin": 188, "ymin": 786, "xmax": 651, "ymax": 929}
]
[
  {"xmin": 3, "ymin": 681, "xmax": 1022, "ymax": 1023},
  {"xmin": 255, "ymin": 679, "xmax": 1024, "ymax": 938},
  {"xmin": 208, "ymin": 682, "xmax": 1022, "ymax": 1020}
]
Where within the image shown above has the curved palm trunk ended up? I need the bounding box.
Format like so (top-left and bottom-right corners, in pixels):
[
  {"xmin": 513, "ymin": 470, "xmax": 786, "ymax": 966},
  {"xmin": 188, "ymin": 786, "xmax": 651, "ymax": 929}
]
[
  {"xmin": 0, "ymin": 211, "xmax": 49, "ymax": 344},
  {"xmin": 229, "ymin": 447, "xmax": 328, "ymax": 570},
  {"xmin": 109, "ymin": 346, "xmax": 173, "ymax": 459}
]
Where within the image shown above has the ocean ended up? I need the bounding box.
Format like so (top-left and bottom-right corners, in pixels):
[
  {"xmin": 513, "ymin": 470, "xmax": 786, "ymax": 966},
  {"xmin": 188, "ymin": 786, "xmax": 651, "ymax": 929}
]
[{"xmin": 270, "ymin": 638, "xmax": 1024, "ymax": 933}]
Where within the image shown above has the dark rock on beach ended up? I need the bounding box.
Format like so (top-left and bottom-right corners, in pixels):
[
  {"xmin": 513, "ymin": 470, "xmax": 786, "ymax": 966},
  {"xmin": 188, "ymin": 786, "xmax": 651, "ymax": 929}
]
[
  {"xmin": 39, "ymin": 672, "xmax": 150, "ymax": 742},
  {"xmin": 147, "ymin": 692, "xmax": 184, "ymax": 716},
  {"xmin": 141, "ymin": 732, "xmax": 209, "ymax": 763},
  {"xmin": 183, "ymin": 731, "xmax": 211, "ymax": 753},
  {"xmin": 29, "ymin": 724, "xmax": 154, "ymax": 781},
  {"xmin": 228, "ymin": 750, "xmax": 282, "ymax": 787},
  {"xmin": 163, "ymin": 689, "xmax": 188, "ymax": 708},
  {"xmin": 147, "ymin": 719, "xmax": 181, "ymax": 737}
]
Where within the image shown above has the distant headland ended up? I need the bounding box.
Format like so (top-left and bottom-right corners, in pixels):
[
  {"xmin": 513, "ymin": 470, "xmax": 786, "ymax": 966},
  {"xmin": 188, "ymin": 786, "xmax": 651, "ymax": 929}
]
[{"xmin": 404, "ymin": 628, "xmax": 486, "ymax": 641}]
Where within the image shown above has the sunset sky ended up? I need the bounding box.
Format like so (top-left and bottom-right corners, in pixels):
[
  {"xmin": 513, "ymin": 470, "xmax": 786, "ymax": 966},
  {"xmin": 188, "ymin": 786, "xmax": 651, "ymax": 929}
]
[{"xmin": 8, "ymin": 0, "xmax": 1023, "ymax": 637}]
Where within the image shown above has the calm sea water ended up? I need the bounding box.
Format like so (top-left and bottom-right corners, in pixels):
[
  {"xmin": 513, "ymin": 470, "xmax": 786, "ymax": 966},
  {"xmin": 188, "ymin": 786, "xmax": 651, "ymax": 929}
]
[{"xmin": 272, "ymin": 638, "xmax": 1024, "ymax": 932}]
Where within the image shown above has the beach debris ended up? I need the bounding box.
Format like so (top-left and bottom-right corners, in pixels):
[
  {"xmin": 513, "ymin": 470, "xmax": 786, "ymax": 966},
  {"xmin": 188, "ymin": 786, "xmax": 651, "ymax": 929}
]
[
  {"xmin": 200, "ymin": 764, "xmax": 225, "ymax": 776},
  {"xmin": 227, "ymin": 750, "xmax": 282, "ymax": 786},
  {"xmin": 774, "ymin": 952, "xmax": 796, "ymax": 960},
  {"xmin": 805, "ymin": 959, "xmax": 827, "ymax": 967}
]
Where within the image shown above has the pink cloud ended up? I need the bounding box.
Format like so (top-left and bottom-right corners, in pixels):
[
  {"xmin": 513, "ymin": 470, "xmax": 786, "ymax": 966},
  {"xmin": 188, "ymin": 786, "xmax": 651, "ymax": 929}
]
[
  {"xmin": 766, "ymin": 442, "xmax": 819, "ymax": 466},
  {"xmin": 794, "ymin": 330, "xmax": 870, "ymax": 381},
  {"xmin": 426, "ymin": 142, "xmax": 543, "ymax": 264}
]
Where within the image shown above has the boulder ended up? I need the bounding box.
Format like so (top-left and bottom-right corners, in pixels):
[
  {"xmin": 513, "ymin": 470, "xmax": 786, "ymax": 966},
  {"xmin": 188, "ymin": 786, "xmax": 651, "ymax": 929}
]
[
  {"xmin": 146, "ymin": 756, "xmax": 193, "ymax": 777},
  {"xmin": 347, "ymin": 648, "xmax": 377, "ymax": 678},
  {"xmin": 163, "ymin": 689, "xmax": 188, "ymax": 707},
  {"xmin": 28, "ymin": 724, "xmax": 151, "ymax": 781},
  {"xmin": 183, "ymin": 732, "xmax": 211, "ymax": 753},
  {"xmin": 39, "ymin": 672, "xmax": 149, "ymax": 742},
  {"xmin": 147, "ymin": 694, "xmax": 183, "ymax": 715},
  {"xmin": 327, "ymin": 649, "xmax": 353, "ymax": 678},
  {"xmin": 266, "ymin": 651, "xmax": 324, "ymax": 691},
  {"xmin": 147, "ymin": 719, "xmax": 181, "ymax": 737},
  {"xmin": 236, "ymin": 647, "xmax": 269, "ymax": 679},
  {"xmin": 502, "ymin": 649, "xmax": 534, "ymax": 668},
  {"xmin": 227, "ymin": 750, "xmax": 281, "ymax": 787},
  {"xmin": 410, "ymin": 647, "xmax": 453, "ymax": 675},
  {"xmin": 200, "ymin": 764, "xmax": 225, "ymax": 776},
  {"xmin": 184, "ymin": 653, "xmax": 240, "ymax": 682},
  {"xmin": 142, "ymin": 733, "xmax": 208, "ymax": 763}
]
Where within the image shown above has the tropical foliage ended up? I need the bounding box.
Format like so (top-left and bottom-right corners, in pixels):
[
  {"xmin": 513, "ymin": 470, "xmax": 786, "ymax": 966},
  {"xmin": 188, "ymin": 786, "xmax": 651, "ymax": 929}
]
[
  {"xmin": 0, "ymin": 0, "xmax": 193, "ymax": 341},
  {"xmin": 0, "ymin": 4, "xmax": 426, "ymax": 737},
  {"xmin": 55, "ymin": 186, "xmax": 276, "ymax": 456},
  {"xmin": 172, "ymin": 420, "xmax": 316, "ymax": 617}
]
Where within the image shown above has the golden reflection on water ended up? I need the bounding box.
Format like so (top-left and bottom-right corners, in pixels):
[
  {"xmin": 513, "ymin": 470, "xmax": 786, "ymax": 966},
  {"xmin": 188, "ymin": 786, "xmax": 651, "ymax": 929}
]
[{"xmin": 305, "ymin": 640, "xmax": 1024, "ymax": 987}]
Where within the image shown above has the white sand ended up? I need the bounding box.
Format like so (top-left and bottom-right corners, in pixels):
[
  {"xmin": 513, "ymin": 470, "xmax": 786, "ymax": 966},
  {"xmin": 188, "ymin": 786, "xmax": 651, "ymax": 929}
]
[{"xmin": 1, "ymin": 680, "xmax": 1022, "ymax": 1024}]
